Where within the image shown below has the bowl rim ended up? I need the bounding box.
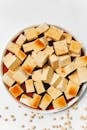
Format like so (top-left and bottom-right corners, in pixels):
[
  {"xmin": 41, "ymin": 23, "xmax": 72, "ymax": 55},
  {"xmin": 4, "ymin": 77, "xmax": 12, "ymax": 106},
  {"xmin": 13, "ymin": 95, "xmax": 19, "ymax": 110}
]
[{"xmin": 1, "ymin": 23, "xmax": 87, "ymax": 114}]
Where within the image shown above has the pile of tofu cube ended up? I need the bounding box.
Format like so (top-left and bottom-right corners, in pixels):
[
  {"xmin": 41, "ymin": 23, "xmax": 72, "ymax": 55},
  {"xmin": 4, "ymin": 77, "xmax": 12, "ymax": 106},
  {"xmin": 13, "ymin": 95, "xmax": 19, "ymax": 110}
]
[{"xmin": 2, "ymin": 23, "xmax": 87, "ymax": 110}]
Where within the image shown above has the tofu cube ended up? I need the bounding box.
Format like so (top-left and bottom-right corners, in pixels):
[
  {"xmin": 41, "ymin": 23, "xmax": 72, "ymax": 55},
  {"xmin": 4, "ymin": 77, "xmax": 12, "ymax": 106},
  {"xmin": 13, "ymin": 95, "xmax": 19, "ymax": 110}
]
[
  {"xmin": 34, "ymin": 51, "xmax": 49, "ymax": 67},
  {"xmin": 34, "ymin": 81, "xmax": 45, "ymax": 94},
  {"xmin": 15, "ymin": 50, "xmax": 27, "ymax": 61},
  {"xmin": 43, "ymin": 46, "xmax": 54, "ymax": 56},
  {"xmin": 25, "ymin": 79, "xmax": 35, "ymax": 93},
  {"xmin": 7, "ymin": 42, "xmax": 20, "ymax": 54},
  {"xmin": 22, "ymin": 55, "xmax": 36, "ymax": 75},
  {"xmin": 24, "ymin": 27, "xmax": 38, "ymax": 41},
  {"xmin": 49, "ymin": 54, "xmax": 58, "ymax": 70},
  {"xmin": 39, "ymin": 93, "xmax": 52, "ymax": 110},
  {"xmin": 13, "ymin": 68, "xmax": 28, "ymax": 84},
  {"xmin": 33, "ymin": 37, "xmax": 47, "ymax": 52},
  {"xmin": 53, "ymin": 95, "xmax": 67, "ymax": 109},
  {"xmin": 57, "ymin": 78, "xmax": 68, "ymax": 92},
  {"xmin": 68, "ymin": 71, "xmax": 80, "ymax": 85},
  {"xmin": 32, "ymin": 69, "xmax": 42, "ymax": 81},
  {"xmin": 20, "ymin": 94, "xmax": 32, "ymax": 106},
  {"xmin": 9, "ymin": 83, "xmax": 24, "ymax": 98},
  {"xmin": 77, "ymin": 67, "xmax": 87, "ymax": 84},
  {"xmin": 63, "ymin": 33, "xmax": 72, "ymax": 44},
  {"xmin": 16, "ymin": 34, "xmax": 26, "ymax": 46},
  {"xmin": 3, "ymin": 70, "xmax": 15, "ymax": 86},
  {"xmin": 47, "ymin": 86, "xmax": 62, "ymax": 99},
  {"xmin": 53, "ymin": 40, "xmax": 69, "ymax": 56},
  {"xmin": 64, "ymin": 80, "xmax": 80, "ymax": 100},
  {"xmin": 23, "ymin": 41, "xmax": 34, "ymax": 53},
  {"xmin": 59, "ymin": 55, "xmax": 71, "ymax": 67},
  {"xmin": 36, "ymin": 23, "xmax": 49, "ymax": 34},
  {"xmin": 75, "ymin": 56, "xmax": 87, "ymax": 68},
  {"xmin": 45, "ymin": 26, "xmax": 63, "ymax": 41},
  {"xmin": 30, "ymin": 94, "xmax": 42, "ymax": 108},
  {"xmin": 69, "ymin": 40, "xmax": 82, "ymax": 54},
  {"xmin": 41, "ymin": 66, "xmax": 53, "ymax": 84},
  {"xmin": 3, "ymin": 53, "xmax": 21, "ymax": 70},
  {"xmin": 50, "ymin": 73, "xmax": 62, "ymax": 87}
]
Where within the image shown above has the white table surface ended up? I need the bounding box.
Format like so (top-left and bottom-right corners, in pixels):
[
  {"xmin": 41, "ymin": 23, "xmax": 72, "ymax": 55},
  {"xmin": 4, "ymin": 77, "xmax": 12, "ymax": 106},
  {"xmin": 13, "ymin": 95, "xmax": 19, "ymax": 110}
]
[{"xmin": 0, "ymin": 0, "xmax": 87, "ymax": 130}]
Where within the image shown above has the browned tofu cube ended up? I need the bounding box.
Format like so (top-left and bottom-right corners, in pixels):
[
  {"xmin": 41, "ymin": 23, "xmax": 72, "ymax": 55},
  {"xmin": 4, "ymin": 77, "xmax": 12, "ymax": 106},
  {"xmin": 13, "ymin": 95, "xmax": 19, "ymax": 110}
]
[
  {"xmin": 69, "ymin": 40, "xmax": 82, "ymax": 54},
  {"xmin": 20, "ymin": 94, "xmax": 32, "ymax": 106},
  {"xmin": 47, "ymin": 86, "xmax": 62, "ymax": 99},
  {"xmin": 53, "ymin": 95, "xmax": 67, "ymax": 109},
  {"xmin": 30, "ymin": 94, "xmax": 42, "ymax": 108},
  {"xmin": 33, "ymin": 37, "xmax": 47, "ymax": 52},
  {"xmin": 36, "ymin": 23, "xmax": 49, "ymax": 34},
  {"xmin": 7, "ymin": 42, "xmax": 20, "ymax": 54},
  {"xmin": 49, "ymin": 54, "xmax": 58, "ymax": 70},
  {"xmin": 3, "ymin": 70, "xmax": 15, "ymax": 87},
  {"xmin": 22, "ymin": 55, "xmax": 36, "ymax": 75},
  {"xmin": 41, "ymin": 66, "xmax": 53, "ymax": 84},
  {"xmin": 75, "ymin": 56, "xmax": 87, "ymax": 68},
  {"xmin": 63, "ymin": 33, "xmax": 72, "ymax": 44},
  {"xmin": 59, "ymin": 55, "xmax": 71, "ymax": 67},
  {"xmin": 39, "ymin": 93, "xmax": 52, "ymax": 110},
  {"xmin": 45, "ymin": 26, "xmax": 63, "ymax": 41},
  {"xmin": 24, "ymin": 27, "xmax": 38, "ymax": 41},
  {"xmin": 3, "ymin": 53, "xmax": 21, "ymax": 70},
  {"xmin": 25, "ymin": 79, "xmax": 35, "ymax": 93},
  {"xmin": 77, "ymin": 67, "xmax": 87, "ymax": 84},
  {"xmin": 57, "ymin": 78, "xmax": 68, "ymax": 92},
  {"xmin": 16, "ymin": 34, "xmax": 26, "ymax": 46},
  {"xmin": 64, "ymin": 80, "xmax": 80, "ymax": 100},
  {"xmin": 32, "ymin": 69, "xmax": 42, "ymax": 81},
  {"xmin": 34, "ymin": 81, "xmax": 45, "ymax": 94},
  {"xmin": 13, "ymin": 68, "xmax": 28, "ymax": 84},
  {"xmin": 34, "ymin": 51, "xmax": 49, "ymax": 67},
  {"xmin": 15, "ymin": 50, "xmax": 27, "ymax": 61},
  {"xmin": 68, "ymin": 71, "xmax": 80, "ymax": 85},
  {"xmin": 9, "ymin": 83, "xmax": 24, "ymax": 98},
  {"xmin": 50, "ymin": 73, "xmax": 62, "ymax": 87},
  {"xmin": 53, "ymin": 40, "xmax": 69, "ymax": 56}
]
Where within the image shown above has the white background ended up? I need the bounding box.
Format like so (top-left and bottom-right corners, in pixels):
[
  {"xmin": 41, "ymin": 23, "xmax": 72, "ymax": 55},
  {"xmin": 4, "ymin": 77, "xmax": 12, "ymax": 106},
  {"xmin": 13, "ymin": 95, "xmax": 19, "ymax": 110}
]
[{"xmin": 0, "ymin": 0, "xmax": 87, "ymax": 130}]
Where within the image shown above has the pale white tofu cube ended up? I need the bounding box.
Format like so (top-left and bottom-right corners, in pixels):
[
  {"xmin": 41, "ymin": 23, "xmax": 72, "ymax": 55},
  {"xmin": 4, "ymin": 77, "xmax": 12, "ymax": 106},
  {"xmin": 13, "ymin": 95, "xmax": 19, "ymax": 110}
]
[
  {"xmin": 59, "ymin": 55, "xmax": 71, "ymax": 67},
  {"xmin": 24, "ymin": 27, "xmax": 38, "ymax": 41},
  {"xmin": 25, "ymin": 79, "xmax": 35, "ymax": 93},
  {"xmin": 41, "ymin": 66, "xmax": 53, "ymax": 84},
  {"xmin": 32, "ymin": 69, "xmax": 42, "ymax": 81},
  {"xmin": 7, "ymin": 42, "xmax": 20, "ymax": 54},
  {"xmin": 45, "ymin": 26, "xmax": 63, "ymax": 41},
  {"xmin": 57, "ymin": 78, "xmax": 68, "ymax": 92},
  {"xmin": 43, "ymin": 46, "xmax": 54, "ymax": 56},
  {"xmin": 3, "ymin": 53, "xmax": 21, "ymax": 70},
  {"xmin": 39, "ymin": 93, "xmax": 52, "ymax": 110},
  {"xmin": 77, "ymin": 67, "xmax": 87, "ymax": 84},
  {"xmin": 23, "ymin": 41, "xmax": 34, "ymax": 53},
  {"xmin": 36, "ymin": 23, "xmax": 49, "ymax": 34},
  {"xmin": 16, "ymin": 34, "xmax": 26, "ymax": 46},
  {"xmin": 53, "ymin": 40, "xmax": 69, "ymax": 56},
  {"xmin": 50, "ymin": 73, "xmax": 62, "ymax": 87},
  {"xmin": 34, "ymin": 81, "xmax": 45, "ymax": 94},
  {"xmin": 13, "ymin": 68, "xmax": 28, "ymax": 84},
  {"xmin": 20, "ymin": 94, "xmax": 32, "ymax": 106},
  {"xmin": 49, "ymin": 54, "xmax": 58, "ymax": 70},
  {"xmin": 34, "ymin": 51, "xmax": 49, "ymax": 67},
  {"xmin": 3, "ymin": 70, "xmax": 15, "ymax": 86},
  {"xmin": 47, "ymin": 86, "xmax": 62, "ymax": 99}
]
